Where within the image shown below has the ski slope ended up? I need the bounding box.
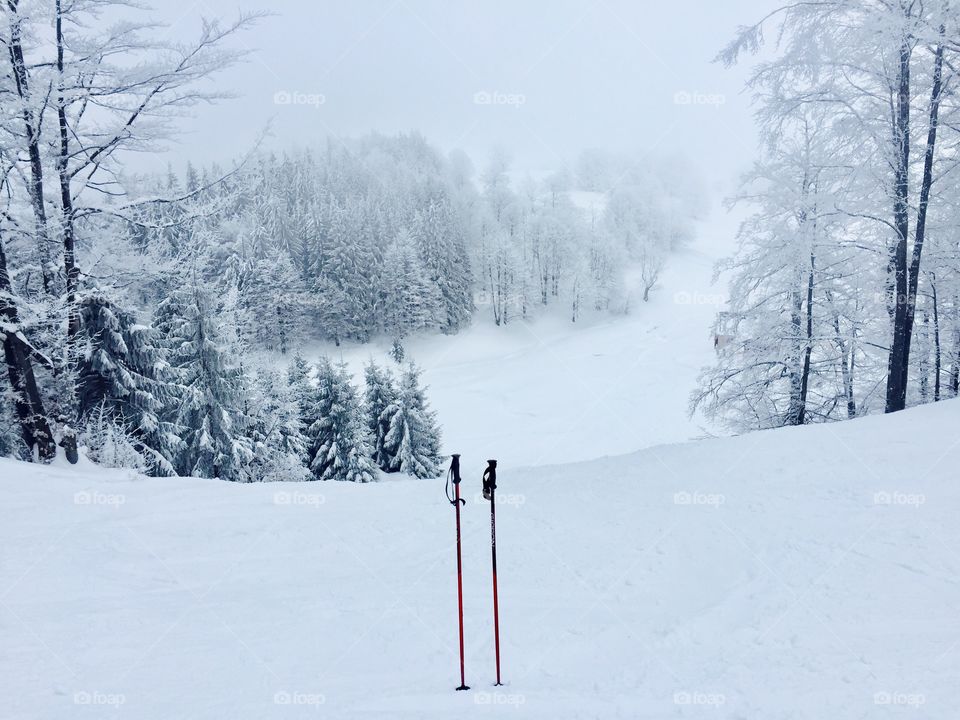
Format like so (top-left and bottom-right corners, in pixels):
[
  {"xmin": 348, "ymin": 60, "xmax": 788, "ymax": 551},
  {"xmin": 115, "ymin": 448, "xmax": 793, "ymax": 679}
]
[
  {"xmin": 2, "ymin": 399, "xmax": 958, "ymax": 718},
  {"xmin": 300, "ymin": 210, "xmax": 737, "ymax": 467}
]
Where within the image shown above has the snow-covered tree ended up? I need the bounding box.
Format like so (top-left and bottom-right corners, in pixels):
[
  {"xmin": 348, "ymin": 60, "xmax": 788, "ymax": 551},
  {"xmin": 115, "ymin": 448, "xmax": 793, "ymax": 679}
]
[
  {"xmin": 382, "ymin": 363, "xmax": 442, "ymax": 478},
  {"xmin": 363, "ymin": 360, "xmax": 398, "ymax": 471},
  {"xmin": 693, "ymin": 106, "xmax": 866, "ymax": 430},
  {"xmin": 306, "ymin": 357, "xmax": 377, "ymax": 482},
  {"xmin": 411, "ymin": 194, "xmax": 473, "ymax": 332},
  {"xmin": 76, "ymin": 291, "xmax": 179, "ymax": 473},
  {"xmin": 719, "ymin": 0, "xmax": 960, "ymax": 414},
  {"xmin": 82, "ymin": 402, "xmax": 149, "ymax": 472},
  {"xmin": 382, "ymin": 229, "xmax": 441, "ymax": 346},
  {"xmin": 244, "ymin": 367, "xmax": 311, "ymax": 482},
  {"xmin": 155, "ymin": 284, "xmax": 253, "ymax": 481}
]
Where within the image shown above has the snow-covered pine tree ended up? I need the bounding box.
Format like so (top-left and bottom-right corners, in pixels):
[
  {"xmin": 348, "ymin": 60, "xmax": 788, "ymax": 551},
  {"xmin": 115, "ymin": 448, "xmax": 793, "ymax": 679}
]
[
  {"xmin": 382, "ymin": 229, "xmax": 441, "ymax": 349},
  {"xmin": 363, "ymin": 360, "xmax": 398, "ymax": 471},
  {"xmin": 305, "ymin": 357, "xmax": 377, "ymax": 482},
  {"xmin": 75, "ymin": 291, "xmax": 180, "ymax": 474},
  {"xmin": 315, "ymin": 276, "xmax": 352, "ymax": 347},
  {"xmin": 389, "ymin": 339, "xmax": 405, "ymax": 364},
  {"xmin": 411, "ymin": 194, "xmax": 473, "ymax": 332},
  {"xmin": 245, "ymin": 367, "xmax": 311, "ymax": 482},
  {"xmin": 286, "ymin": 352, "xmax": 315, "ymax": 423},
  {"xmin": 382, "ymin": 363, "xmax": 442, "ymax": 478},
  {"xmin": 154, "ymin": 283, "xmax": 253, "ymax": 481}
]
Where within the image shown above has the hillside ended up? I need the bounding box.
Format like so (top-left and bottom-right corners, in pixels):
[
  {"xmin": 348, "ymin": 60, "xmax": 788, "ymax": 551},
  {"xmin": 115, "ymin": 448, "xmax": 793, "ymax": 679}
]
[
  {"xmin": 299, "ymin": 211, "xmax": 737, "ymax": 467},
  {"xmin": 2, "ymin": 399, "xmax": 956, "ymax": 718}
]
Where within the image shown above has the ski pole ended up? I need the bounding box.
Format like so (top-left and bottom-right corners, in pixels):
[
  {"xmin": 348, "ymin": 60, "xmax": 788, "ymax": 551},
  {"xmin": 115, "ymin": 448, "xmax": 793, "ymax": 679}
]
[
  {"xmin": 482, "ymin": 459, "xmax": 503, "ymax": 686},
  {"xmin": 446, "ymin": 454, "xmax": 469, "ymax": 691}
]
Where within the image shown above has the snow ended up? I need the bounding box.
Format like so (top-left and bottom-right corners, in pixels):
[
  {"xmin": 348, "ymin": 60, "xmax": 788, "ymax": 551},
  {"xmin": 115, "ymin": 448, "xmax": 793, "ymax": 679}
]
[
  {"xmin": 300, "ymin": 212, "xmax": 736, "ymax": 467},
  {"xmin": 2, "ymin": 396, "xmax": 958, "ymax": 718}
]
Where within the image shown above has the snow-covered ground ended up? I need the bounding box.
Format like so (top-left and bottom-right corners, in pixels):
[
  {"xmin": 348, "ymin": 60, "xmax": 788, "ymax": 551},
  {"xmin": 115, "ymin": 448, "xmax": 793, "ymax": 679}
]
[
  {"xmin": 301, "ymin": 210, "xmax": 737, "ymax": 467},
  {"xmin": 2, "ymin": 398, "xmax": 957, "ymax": 718}
]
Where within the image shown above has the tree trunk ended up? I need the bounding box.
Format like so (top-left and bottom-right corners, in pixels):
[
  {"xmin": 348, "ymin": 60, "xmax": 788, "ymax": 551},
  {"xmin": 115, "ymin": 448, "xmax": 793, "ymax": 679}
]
[
  {"xmin": 0, "ymin": 235, "xmax": 55, "ymax": 461},
  {"xmin": 950, "ymin": 327, "xmax": 960, "ymax": 398},
  {"xmin": 7, "ymin": 0, "xmax": 54, "ymax": 294},
  {"xmin": 884, "ymin": 38, "xmax": 913, "ymax": 412},
  {"xmin": 930, "ymin": 274, "xmax": 941, "ymax": 401},
  {"xmin": 56, "ymin": 0, "xmax": 80, "ymax": 347},
  {"xmin": 886, "ymin": 30, "xmax": 943, "ymax": 412},
  {"xmin": 826, "ymin": 288, "xmax": 855, "ymax": 419},
  {"xmin": 792, "ymin": 252, "xmax": 816, "ymax": 425}
]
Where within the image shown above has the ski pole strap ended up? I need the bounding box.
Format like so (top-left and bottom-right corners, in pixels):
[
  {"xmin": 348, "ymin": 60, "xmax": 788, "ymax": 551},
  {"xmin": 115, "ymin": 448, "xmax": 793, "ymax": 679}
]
[
  {"xmin": 446, "ymin": 454, "xmax": 465, "ymax": 506},
  {"xmin": 482, "ymin": 459, "xmax": 497, "ymax": 500}
]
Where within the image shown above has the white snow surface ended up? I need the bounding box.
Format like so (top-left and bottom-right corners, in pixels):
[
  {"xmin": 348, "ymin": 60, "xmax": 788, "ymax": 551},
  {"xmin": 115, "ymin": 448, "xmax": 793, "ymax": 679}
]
[{"xmin": 2, "ymin": 399, "xmax": 958, "ymax": 718}]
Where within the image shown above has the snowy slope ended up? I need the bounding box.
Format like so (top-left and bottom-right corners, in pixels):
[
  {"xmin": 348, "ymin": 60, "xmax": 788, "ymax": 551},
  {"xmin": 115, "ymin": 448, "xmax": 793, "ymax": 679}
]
[
  {"xmin": 2, "ymin": 399, "xmax": 957, "ymax": 719},
  {"xmin": 300, "ymin": 210, "xmax": 737, "ymax": 467}
]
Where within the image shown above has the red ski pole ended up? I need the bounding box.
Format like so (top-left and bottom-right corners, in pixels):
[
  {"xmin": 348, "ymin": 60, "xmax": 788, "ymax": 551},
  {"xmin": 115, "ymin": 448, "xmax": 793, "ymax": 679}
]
[
  {"xmin": 447, "ymin": 454, "xmax": 469, "ymax": 691},
  {"xmin": 482, "ymin": 459, "xmax": 503, "ymax": 686}
]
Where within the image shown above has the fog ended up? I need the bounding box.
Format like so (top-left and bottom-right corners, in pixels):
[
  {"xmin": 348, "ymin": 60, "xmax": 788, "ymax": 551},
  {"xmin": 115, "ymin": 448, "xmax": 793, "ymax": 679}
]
[{"xmin": 151, "ymin": 0, "xmax": 769, "ymax": 193}]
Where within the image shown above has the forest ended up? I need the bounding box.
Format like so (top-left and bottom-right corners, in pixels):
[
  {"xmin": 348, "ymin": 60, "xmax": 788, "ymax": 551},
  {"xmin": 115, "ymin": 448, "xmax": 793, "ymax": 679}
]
[{"xmin": 0, "ymin": 0, "xmax": 700, "ymax": 479}]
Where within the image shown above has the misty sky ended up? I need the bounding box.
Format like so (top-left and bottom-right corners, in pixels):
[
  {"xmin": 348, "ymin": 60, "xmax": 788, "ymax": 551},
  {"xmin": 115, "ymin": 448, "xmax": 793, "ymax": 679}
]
[{"xmin": 152, "ymin": 0, "xmax": 770, "ymax": 194}]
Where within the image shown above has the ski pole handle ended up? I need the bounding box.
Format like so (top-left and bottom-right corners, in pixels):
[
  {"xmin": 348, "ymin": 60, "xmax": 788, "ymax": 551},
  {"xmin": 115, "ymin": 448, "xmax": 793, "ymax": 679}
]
[
  {"xmin": 482, "ymin": 459, "xmax": 497, "ymax": 499},
  {"xmin": 448, "ymin": 454, "xmax": 465, "ymax": 506}
]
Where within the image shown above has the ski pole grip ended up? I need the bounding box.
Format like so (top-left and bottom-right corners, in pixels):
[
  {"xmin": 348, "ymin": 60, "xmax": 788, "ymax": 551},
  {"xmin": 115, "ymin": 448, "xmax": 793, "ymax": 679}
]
[
  {"xmin": 450, "ymin": 454, "xmax": 461, "ymax": 484},
  {"xmin": 483, "ymin": 459, "xmax": 497, "ymax": 496}
]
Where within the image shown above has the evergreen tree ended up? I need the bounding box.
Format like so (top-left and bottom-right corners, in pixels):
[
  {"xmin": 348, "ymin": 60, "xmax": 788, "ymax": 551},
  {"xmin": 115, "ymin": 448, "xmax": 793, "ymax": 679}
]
[
  {"xmin": 383, "ymin": 363, "xmax": 442, "ymax": 478},
  {"xmin": 75, "ymin": 291, "xmax": 180, "ymax": 474},
  {"xmin": 286, "ymin": 352, "xmax": 315, "ymax": 428},
  {"xmin": 389, "ymin": 339, "xmax": 405, "ymax": 364},
  {"xmin": 245, "ymin": 367, "xmax": 311, "ymax": 482},
  {"xmin": 305, "ymin": 357, "xmax": 377, "ymax": 482},
  {"xmin": 382, "ymin": 229, "xmax": 441, "ymax": 346},
  {"xmin": 363, "ymin": 360, "xmax": 398, "ymax": 471},
  {"xmin": 155, "ymin": 284, "xmax": 254, "ymax": 481},
  {"xmin": 315, "ymin": 276, "xmax": 352, "ymax": 346},
  {"xmin": 412, "ymin": 195, "xmax": 474, "ymax": 332}
]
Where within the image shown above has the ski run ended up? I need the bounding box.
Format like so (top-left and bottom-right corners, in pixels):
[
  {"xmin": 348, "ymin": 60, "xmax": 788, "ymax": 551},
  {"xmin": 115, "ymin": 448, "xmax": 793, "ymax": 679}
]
[{"xmin": 2, "ymin": 397, "xmax": 957, "ymax": 719}]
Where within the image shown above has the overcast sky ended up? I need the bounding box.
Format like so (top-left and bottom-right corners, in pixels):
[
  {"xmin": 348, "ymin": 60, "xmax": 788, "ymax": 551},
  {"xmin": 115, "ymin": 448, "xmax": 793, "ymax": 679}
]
[{"xmin": 151, "ymin": 0, "xmax": 770, "ymax": 195}]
